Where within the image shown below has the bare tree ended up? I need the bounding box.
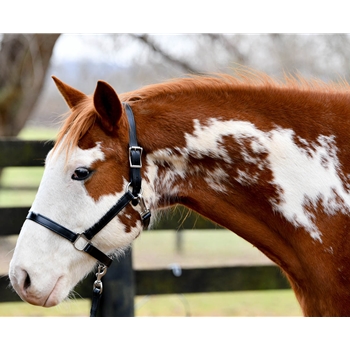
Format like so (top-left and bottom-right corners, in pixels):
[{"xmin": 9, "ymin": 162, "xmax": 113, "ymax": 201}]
[
  {"xmin": 13, "ymin": 34, "xmax": 350, "ymax": 130},
  {"xmin": 130, "ymin": 34, "xmax": 203, "ymax": 74},
  {"xmin": 0, "ymin": 34, "xmax": 60, "ymax": 137}
]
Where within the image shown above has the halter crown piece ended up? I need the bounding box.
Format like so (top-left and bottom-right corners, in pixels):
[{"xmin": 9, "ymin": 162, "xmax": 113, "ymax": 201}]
[{"xmin": 26, "ymin": 103, "xmax": 151, "ymax": 316}]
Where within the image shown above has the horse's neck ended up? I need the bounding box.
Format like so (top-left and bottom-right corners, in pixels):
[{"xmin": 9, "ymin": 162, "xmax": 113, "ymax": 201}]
[
  {"xmin": 135, "ymin": 88, "xmax": 347, "ymax": 245},
  {"xmin": 131, "ymin": 85, "xmax": 350, "ymax": 316},
  {"xmin": 135, "ymin": 90, "xmax": 287, "ymax": 224},
  {"xmin": 135, "ymin": 88, "xmax": 350, "ymax": 223}
]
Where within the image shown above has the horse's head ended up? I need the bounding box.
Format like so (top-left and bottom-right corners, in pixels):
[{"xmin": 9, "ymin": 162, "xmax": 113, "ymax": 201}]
[{"xmin": 9, "ymin": 78, "xmax": 148, "ymax": 307}]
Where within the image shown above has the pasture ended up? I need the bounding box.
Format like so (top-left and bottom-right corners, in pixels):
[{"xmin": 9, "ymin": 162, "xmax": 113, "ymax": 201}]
[{"xmin": 0, "ymin": 127, "xmax": 302, "ymax": 316}]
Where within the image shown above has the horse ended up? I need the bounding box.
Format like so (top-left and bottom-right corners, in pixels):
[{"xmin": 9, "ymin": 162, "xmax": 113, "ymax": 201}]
[{"xmin": 8, "ymin": 70, "xmax": 350, "ymax": 316}]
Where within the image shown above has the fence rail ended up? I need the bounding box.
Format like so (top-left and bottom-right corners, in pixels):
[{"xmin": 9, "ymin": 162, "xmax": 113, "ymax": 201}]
[
  {"xmin": 0, "ymin": 264, "xmax": 290, "ymax": 300},
  {"xmin": 0, "ymin": 138, "xmax": 290, "ymax": 316},
  {"xmin": 0, "ymin": 138, "xmax": 54, "ymax": 167}
]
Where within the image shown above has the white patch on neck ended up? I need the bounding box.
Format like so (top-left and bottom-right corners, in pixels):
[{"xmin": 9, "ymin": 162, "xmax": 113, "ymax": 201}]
[
  {"xmin": 266, "ymin": 129, "xmax": 350, "ymax": 242},
  {"xmin": 145, "ymin": 117, "xmax": 350, "ymax": 243},
  {"xmin": 185, "ymin": 119, "xmax": 232, "ymax": 163}
]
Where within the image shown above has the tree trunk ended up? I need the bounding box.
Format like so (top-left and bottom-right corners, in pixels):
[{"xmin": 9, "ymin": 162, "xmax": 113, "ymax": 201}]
[{"xmin": 0, "ymin": 34, "xmax": 60, "ymax": 137}]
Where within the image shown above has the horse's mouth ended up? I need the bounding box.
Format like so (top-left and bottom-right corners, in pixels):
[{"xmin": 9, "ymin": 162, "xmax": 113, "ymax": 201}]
[{"xmin": 43, "ymin": 276, "xmax": 64, "ymax": 307}]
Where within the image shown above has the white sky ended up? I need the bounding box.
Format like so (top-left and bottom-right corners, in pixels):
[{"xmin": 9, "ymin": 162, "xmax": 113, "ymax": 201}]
[
  {"xmin": 1, "ymin": 1, "xmax": 346, "ymax": 70},
  {"xmin": 52, "ymin": 34, "xmax": 151, "ymax": 65},
  {"xmin": 52, "ymin": 34, "xmax": 198, "ymax": 66},
  {"xmin": 0, "ymin": 1, "xmax": 346, "ymax": 33},
  {"xmin": 53, "ymin": 34, "xmax": 116, "ymax": 63}
]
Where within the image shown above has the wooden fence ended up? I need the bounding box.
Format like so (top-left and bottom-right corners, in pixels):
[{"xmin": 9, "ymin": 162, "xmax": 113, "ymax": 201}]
[{"xmin": 0, "ymin": 138, "xmax": 291, "ymax": 316}]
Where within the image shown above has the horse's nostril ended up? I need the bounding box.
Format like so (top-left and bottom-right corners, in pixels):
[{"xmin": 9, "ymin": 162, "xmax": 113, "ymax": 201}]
[{"xmin": 23, "ymin": 271, "xmax": 31, "ymax": 290}]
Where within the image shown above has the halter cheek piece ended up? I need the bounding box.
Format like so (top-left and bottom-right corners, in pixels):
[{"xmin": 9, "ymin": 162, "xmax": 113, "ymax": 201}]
[{"xmin": 26, "ymin": 103, "xmax": 151, "ymax": 316}]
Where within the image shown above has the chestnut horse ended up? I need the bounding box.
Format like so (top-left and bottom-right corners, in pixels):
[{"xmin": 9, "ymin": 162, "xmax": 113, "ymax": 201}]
[{"xmin": 9, "ymin": 71, "xmax": 350, "ymax": 316}]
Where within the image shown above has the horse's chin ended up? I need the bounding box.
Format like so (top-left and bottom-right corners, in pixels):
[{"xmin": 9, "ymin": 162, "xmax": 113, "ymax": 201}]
[
  {"xmin": 23, "ymin": 294, "xmax": 61, "ymax": 308},
  {"xmin": 15, "ymin": 285, "xmax": 66, "ymax": 308}
]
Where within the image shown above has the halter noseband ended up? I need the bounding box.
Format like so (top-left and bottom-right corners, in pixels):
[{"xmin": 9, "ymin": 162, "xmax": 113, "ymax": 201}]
[{"xmin": 26, "ymin": 103, "xmax": 151, "ymax": 315}]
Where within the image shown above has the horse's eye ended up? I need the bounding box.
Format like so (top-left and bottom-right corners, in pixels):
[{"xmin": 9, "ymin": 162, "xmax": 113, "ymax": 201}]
[{"xmin": 72, "ymin": 167, "xmax": 92, "ymax": 181}]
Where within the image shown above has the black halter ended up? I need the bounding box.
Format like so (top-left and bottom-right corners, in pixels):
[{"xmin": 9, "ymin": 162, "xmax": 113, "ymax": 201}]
[{"xmin": 26, "ymin": 103, "xmax": 151, "ymax": 316}]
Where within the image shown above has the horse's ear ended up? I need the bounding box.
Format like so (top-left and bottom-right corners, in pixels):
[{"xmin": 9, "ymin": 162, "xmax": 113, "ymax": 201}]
[
  {"xmin": 93, "ymin": 81, "xmax": 122, "ymax": 133},
  {"xmin": 52, "ymin": 76, "xmax": 87, "ymax": 109}
]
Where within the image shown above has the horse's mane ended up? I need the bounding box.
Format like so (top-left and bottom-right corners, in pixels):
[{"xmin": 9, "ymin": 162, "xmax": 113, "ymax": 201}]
[
  {"xmin": 53, "ymin": 70, "xmax": 350, "ymax": 155},
  {"xmin": 121, "ymin": 70, "xmax": 350, "ymax": 103}
]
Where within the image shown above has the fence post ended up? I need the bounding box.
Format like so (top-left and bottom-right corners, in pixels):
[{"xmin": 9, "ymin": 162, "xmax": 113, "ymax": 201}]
[
  {"xmin": 175, "ymin": 229, "xmax": 184, "ymax": 254},
  {"xmin": 96, "ymin": 247, "xmax": 135, "ymax": 317}
]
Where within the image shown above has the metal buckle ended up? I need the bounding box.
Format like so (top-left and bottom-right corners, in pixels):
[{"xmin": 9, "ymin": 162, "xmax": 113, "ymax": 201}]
[
  {"xmin": 129, "ymin": 146, "xmax": 143, "ymax": 168},
  {"xmin": 73, "ymin": 233, "xmax": 90, "ymax": 251}
]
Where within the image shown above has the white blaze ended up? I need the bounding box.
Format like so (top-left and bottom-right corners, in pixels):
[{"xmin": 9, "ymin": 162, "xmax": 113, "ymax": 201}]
[{"xmin": 9, "ymin": 142, "xmax": 142, "ymax": 306}]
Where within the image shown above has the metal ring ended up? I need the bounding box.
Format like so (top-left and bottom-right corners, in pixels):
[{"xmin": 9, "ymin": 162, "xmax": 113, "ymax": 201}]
[{"xmin": 125, "ymin": 182, "xmax": 142, "ymax": 199}]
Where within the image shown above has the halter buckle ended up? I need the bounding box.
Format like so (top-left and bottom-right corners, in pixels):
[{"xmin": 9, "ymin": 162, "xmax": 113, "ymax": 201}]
[
  {"xmin": 129, "ymin": 146, "xmax": 143, "ymax": 168},
  {"xmin": 73, "ymin": 233, "xmax": 90, "ymax": 251}
]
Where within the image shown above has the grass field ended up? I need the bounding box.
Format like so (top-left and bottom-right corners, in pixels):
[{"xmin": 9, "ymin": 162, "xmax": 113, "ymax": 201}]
[
  {"xmin": 0, "ymin": 127, "xmax": 303, "ymax": 317},
  {"xmin": 0, "ymin": 290, "xmax": 302, "ymax": 317}
]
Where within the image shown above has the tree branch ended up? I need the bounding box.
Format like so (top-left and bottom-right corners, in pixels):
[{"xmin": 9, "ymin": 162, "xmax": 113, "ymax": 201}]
[{"xmin": 130, "ymin": 34, "xmax": 202, "ymax": 74}]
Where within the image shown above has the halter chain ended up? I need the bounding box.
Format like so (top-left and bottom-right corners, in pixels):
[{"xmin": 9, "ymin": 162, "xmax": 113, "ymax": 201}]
[{"xmin": 25, "ymin": 102, "xmax": 151, "ymax": 316}]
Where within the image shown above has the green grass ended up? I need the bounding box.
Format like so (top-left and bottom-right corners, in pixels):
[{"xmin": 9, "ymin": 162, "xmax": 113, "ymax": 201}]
[
  {"xmin": 17, "ymin": 127, "xmax": 58, "ymax": 140},
  {"xmin": 0, "ymin": 290, "xmax": 302, "ymax": 317},
  {"xmin": 0, "ymin": 299, "xmax": 90, "ymax": 317},
  {"xmin": 0, "ymin": 127, "xmax": 57, "ymax": 207},
  {"xmin": 0, "ymin": 167, "xmax": 43, "ymax": 207},
  {"xmin": 0, "ymin": 165, "xmax": 43, "ymax": 200},
  {"xmin": 135, "ymin": 290, "xmax": 302, "ymax": 317}
]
